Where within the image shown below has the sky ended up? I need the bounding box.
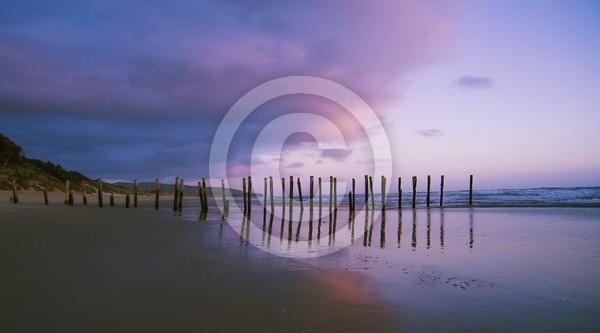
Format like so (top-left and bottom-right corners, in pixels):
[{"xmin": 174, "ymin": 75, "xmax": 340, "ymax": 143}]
[{"xmin": 1, "ymin": 0, "xmax": 599, "ymax": 191}]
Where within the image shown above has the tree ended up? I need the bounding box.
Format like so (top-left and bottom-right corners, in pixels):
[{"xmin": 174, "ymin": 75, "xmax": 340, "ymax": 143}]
[{"xmin": 0, "ymin": 133, "xmax": 24, "ymax": 166}]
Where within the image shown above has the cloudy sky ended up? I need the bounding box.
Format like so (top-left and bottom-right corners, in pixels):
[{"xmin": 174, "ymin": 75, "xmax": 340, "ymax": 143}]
[{"xmin": 1, "ymin": 0, "xmax": 599, "ymax": 191}]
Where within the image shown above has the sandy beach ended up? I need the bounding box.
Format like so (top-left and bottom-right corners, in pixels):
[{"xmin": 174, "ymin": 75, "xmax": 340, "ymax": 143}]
[{"xmin": 1, "ymin": 192, "xmax": 599, "ymax": 332}]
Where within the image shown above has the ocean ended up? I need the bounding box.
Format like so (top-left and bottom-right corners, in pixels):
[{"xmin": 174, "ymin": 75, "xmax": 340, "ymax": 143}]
[{"xmin": 261, "ymin": 186, "xmax": 600, "ymax": 208}]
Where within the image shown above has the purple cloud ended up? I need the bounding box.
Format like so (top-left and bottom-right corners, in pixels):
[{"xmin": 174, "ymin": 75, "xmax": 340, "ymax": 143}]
[
  {"xmin": 0, "ymin": 1, "xmax": 464, "ymax": 180},
  {"xmin": 415, "ymin": 129, "xmax": 444, "ymax": 137},
  {"xmin": 320, "ymin": 149, "xmax": 353, "ymax": 161},
  {"xmin": 288, "ymin": 162, "xmax": 304, "ymax": 168},
  {"xmin": 454, "ymin": 75, "xmax": 493, "ymax": 90}
]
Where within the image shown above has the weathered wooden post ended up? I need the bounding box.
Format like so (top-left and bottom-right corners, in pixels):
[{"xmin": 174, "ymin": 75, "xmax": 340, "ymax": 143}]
[
  {"xmin": 297, "ymin": 177, "xmax": 304, "ymax": 211},
  {"xmin": 318, "ymin": 177, "xmax": 322, "ymax": 217},
  {"xmin": 333, "ymin": 177, "xmax": 337, "ymax": 211},
  {"xmin": 247, "ymin": 176, "xmax": 252, "ymax": 214},
  {"xmin": 398, "ymin": 177, "xmax": 402, "ymax": 209},
  {"xmin": 110, "ymin": 193, "xmax": 115, "ymax": 206},
  {"xmin": 178, "ymin": 178, "xmax": 184, "ymax": 212},
  {"xmin": 309, "ymin": 176, "xmax": 314, "ymax": 214},
  {"xmin": 221, "ymin": 179, "xmax": 226, "ymax": 212},
  {"xmin": 426, "ymin": 175, "xmax": 431, "ymax": 207},
  {"xmin": 440, "ymin": 175, "xmax": 445, "ymax": 207},
  {"xmin": 173, "ymin": 177, "xmax": 180, "ymax": 212},
  {"xmin": 154, "ymin": 178, "xmax": 160, "ymax": 210},
  {"xmin": 198, "ymin": 181, "xmax": 204, "ymax": 206},
  {"xmin": 68, "ymin": 192, "xmax": 74, "ymax": 206},
  {"xmin": 381, "ymin": 175, "xmax": 387, "ymax": 211},
  {"xmin": 351, "ymin": 178, "xmax": 356, "ymax": 213},
  {"xmin": 82, "ymin": 182, "xmax": 87, "ymax": 205},
  {"xmin": 11, "ymin": 180, "xmax": 18, "ymax": 204},
  {"xmin": 289, "ymin": 176, "xmax": 294, "ymax": 210},
  {"xmin": 328, "ymin": 176, "xmax": 333, "ymax": 214},
  {"xmin": 369, "ymin": 176, "xmax": 375, "ymax": 210},
  {"xmin": 64, "ymin": 180, "xmax": 70, "ymax": 204},
  {"xmin": 269, "ymin": 176, "xmax": 275, "ymax": 214},
  {"xmin": 281, "ymin": 177, "xmax": 286, "ymax": 214},
  {"xmin": 43, "ymin": 187, "xmax": 49, "ymax": 205},
  {"xmin": 469, "ymin": 175, "xmax": 474, "ymax": 206},
  {"xmin": 133, "ymin": 179, "xmax": 138, "ymax": 208},
  {"xmin": 412, "ymin": 176, "xmax": 417, "ymax": 208},
  {"xmin": 242, "ymin": 177, "xmax": 247, "ymax": 213},
  {"xmin": 364, "ymin": 175, "xmax": 369, "ymax": 210},
  {"xmin": 201, "ymin": 178, "xmax": 208, "ymax": 211},
  {"xmin": 126, "ymin": 194, "xmax": 130, "ymax": 208},
  {"xmin": 263, "ymin": 177, "xmax": 268, "ymax": 214},
  {"xmin": 98, "ymin": 178, "xmax": 104, "ymax": 207}
]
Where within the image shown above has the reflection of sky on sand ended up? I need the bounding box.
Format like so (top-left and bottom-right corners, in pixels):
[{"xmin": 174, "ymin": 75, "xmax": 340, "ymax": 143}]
[{"xmin": 195, "ymin": 206, "xmax": 600, "ymax": 332}]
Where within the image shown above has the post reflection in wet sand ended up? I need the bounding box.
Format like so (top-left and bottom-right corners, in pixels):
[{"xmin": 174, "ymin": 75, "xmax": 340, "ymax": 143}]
[
  {"xmin": 412, "ymin": 209, "xmax": 417, "ymax": 250},
  {"xmin": 470, "ymin": 209, "xmax": 474, "ymax": 249},
  {"xmin": 230, "ymin": 204, "xmax": 477, "ymax": 253},
  {"xmin": 380, "ymin": 209, "xmax": 386, "ymax": 248}
]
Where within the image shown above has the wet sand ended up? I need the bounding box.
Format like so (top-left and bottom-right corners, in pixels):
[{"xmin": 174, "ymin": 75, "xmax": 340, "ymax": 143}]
[
  {"xmin": 0, "ymin": 197, "xmax": 398, "ymax": 332},
  {"xmin": 1, "ymin": 191, "xmax": 600, "ymax": 332}
]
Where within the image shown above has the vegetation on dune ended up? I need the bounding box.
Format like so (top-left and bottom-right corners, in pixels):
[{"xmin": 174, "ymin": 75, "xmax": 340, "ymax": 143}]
[{"xmin": 0, "ymin": 133, "xmax": 127, "ymax": 193}]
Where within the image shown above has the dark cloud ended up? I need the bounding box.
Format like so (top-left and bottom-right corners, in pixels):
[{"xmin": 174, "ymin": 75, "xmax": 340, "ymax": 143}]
[
  {"xmin": 454, "ymin": 75, "xmax": 493, "ymax": 90},
  {"xmin": 415, "ymin": 129, "xmax": 444, "ymax": 137},
  {"xmin": 320, "ymin": 149, "xmax": 353, "ymax": 162},
  {"xmin": 0, "ymin": 0, "xmax": 463, "ymax": 179},
  {"xmin": 288, "ymin": 162, "xmax": 304, "ymax": 168}
]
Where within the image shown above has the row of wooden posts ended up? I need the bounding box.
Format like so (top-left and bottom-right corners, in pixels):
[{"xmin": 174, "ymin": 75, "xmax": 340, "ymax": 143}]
[
  {"xmin": 240, "ymin": 174, "xmax": 475, "ymax": 215},
  {"xmin": 9, "ymin": 175, "xmax": 475, "ymax": 213}
]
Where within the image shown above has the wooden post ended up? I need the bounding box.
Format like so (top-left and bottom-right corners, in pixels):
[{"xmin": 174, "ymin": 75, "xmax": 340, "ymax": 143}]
[
  {"xmin": 82, "ymin": 182, "xmax": 87, "ymax": 205},
  {"xmin": 173, "ymin": 177, "xmax": 180, "ymax": 212},
  {"xmin": 242, "ymin": 177, "xmax": 247, "ymax": 213},
  {"xmin": 68, "ymin": 192, "xmax": 74, "ymax": 206},
  {"xmin": 318, "ymin": 177, "xmax": 322, "ymax": 216},
  {"xmin": 440, "ymin": 175, "xmax": 445, "ymax": 207},
  {"xmin": 263, "ymin": 177, "xmax": 268, "ymax": 213},
  {"xmin": 352, "ymin": 178, "xmax": 356, "ymax": 213},
  {"xmin": 289, "ymin": 176, "xmax": 294, "ymax": 208},
  {"xmin": 369, "ymin": 176, "xmax": 375, "ymax": 210},
  {"xmin": 297, "ymin": 177, "xmax": 304, "ymax": 211},
  {"xmin": 43, "ymin": 188, "xmax": 49, "ymax": 205},
  {"xmin": 333, "ymin": 177, "xmax": 337, "ymax": 211},
  {"xmin": 469, "ymin": 174, "xmax": 474, "ymax": 206},
  {"xmin": 178, "ymin": 178, "xmax": 184, "ymax": 212},
  {"xmin": 98, "ymin": 179, "xmax": 104, "ymax": 207},
  {"xmin": 309, "ymin": 176, "xmax": 314, "ymax": 214},
  {"xmin": 329, "ymin": 176, "xmax": 333, "ymax": 214},
  {"xmin": 412, "ymin": 176, "xmax": 417, "ymax": 208},
  {"xmin": 65, "ymin": 180, "xmax": 70, "ymax": 204},
  {"xmin": 198, "ymin": 181, "xmax": 204, "ymax": 206},
  {"xmin": 221, "ymin": 179, "xmax": 226, "ymax": 212},
  {"xmin": 269, "ymin": 176, "xmax": 274, "ymax": 214},
  {"xmin": 398, "ymin": 177, "xmax": 402, "ymax": 209},
  {"xmin": 247, "ymin": 176, "xmax": 252, "ymax": 214},
  {"xmin": 201, "ymin": 178, "xmax": 208, "ymax": 211},
  {"xmin": 281, "ymin": 177, "xmax": 286, "ymax": 212},
  {"xmin": 133, "ymin": 179, "xmax": 138, "ymax": 208},
  {"xmin": 110, "ymin": 193, "xmax": 115, "ymax": 206},
  {"xmin": 154, "ymin": 178, "xmax": 159, "ymax": 210},
  {"xmin": 11, "ymin": 180, "xmax": 18, "ymax": 203},
  {"xmin": 426, "ymin": 175, "xmax": 431, "ymax": 207},
  {"xmin": 126, "ymin": 194, "xmax": 130, "ymax": 208},
  {"xmin": 364, "ymin": 175, "xmax": 369, "ymax": 209},
  {"xmin": 381, "ymin": 175, "xmax": 386, "ymax": 211}
]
